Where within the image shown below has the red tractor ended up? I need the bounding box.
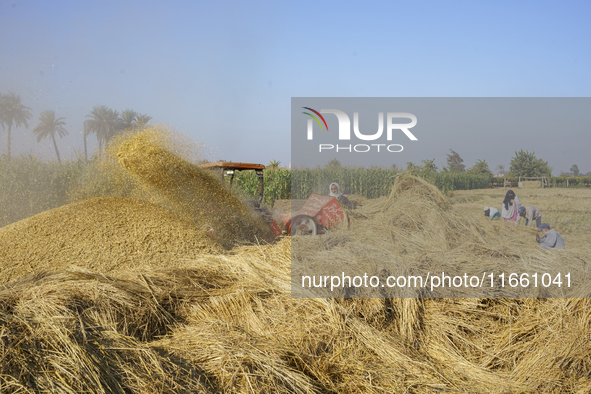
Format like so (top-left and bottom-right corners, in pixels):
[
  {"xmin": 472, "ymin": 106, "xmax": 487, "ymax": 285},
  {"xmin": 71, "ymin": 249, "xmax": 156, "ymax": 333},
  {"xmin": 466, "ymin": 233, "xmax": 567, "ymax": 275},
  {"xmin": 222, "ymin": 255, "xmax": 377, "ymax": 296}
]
[{"xmin": 200, "ymin": 162, "xmax": 348, "ymax": 237}]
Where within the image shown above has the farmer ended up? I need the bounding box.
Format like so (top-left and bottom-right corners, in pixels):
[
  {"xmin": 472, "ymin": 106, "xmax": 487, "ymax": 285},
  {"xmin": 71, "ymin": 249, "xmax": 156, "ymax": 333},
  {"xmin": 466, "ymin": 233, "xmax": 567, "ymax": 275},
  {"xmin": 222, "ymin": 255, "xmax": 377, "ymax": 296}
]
[
  {"xmin": 536, "ymin": 223, "xmax": 565, "ymax": 250},
  {"xmin": 329, "ymin": 182, "xmax": 352, "ymax": 209},
  {"xmin": 517, "ymin": 206, "xmax": 542, "ymax": 228},
  {"xmin": 484, "ymin": 206, "xmax": 501, "ymax": 220},
  {"xmin": 501, "ymin": 189, "xmax": 521, "ymax": 224}
]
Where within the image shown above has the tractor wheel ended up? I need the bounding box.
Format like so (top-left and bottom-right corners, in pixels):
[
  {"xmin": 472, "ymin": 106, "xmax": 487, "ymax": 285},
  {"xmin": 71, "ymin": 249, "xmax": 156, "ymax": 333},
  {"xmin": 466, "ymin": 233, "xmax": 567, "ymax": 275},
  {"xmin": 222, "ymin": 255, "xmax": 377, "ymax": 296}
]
[{"xmin": 289, "ymin": 215, "xmax": 317, "ymax": 236}]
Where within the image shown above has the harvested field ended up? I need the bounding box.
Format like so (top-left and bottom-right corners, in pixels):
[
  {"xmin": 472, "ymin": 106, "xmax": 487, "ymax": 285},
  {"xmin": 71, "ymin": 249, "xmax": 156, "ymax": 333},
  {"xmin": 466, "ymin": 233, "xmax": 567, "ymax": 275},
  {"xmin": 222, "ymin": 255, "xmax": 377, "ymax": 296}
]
[
  {"xmin": 520, "ymin": 180, "xmax": 541, "ymax": 188},
  {"xmin": 2, "ymin": 131, "xmax": 591, "ymax": 393},
  {"xmin": 451, "ymin": 186, "xmax": 591, "ymax": 246},
  {"xmin": 292, "ymin": 176, "xmax": 591, "ymax": 298},
  {"xmin": 0, "ymin": 196, "xmax": 223, "ymax": 284}
]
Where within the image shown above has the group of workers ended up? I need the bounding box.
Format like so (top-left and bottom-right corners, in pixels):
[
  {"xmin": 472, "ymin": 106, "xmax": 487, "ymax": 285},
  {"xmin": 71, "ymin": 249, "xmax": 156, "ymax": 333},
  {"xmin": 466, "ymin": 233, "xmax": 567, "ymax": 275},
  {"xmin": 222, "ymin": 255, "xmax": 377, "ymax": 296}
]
[
  {"xmin": 330, "ymin": 183, "xmax": 565, "ymax": 250},
  {"xmin": 484, "ymin": 189, "xmax": 565, "ymax": 250}
]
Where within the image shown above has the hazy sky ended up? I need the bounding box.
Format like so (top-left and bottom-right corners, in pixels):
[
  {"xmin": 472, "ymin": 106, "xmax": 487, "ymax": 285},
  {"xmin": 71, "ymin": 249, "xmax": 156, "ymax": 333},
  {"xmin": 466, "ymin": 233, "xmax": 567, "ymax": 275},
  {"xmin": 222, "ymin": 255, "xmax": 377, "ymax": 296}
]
[{"xmin": 1, "ymin": 0, "xmax": 590, "ymax": 173}]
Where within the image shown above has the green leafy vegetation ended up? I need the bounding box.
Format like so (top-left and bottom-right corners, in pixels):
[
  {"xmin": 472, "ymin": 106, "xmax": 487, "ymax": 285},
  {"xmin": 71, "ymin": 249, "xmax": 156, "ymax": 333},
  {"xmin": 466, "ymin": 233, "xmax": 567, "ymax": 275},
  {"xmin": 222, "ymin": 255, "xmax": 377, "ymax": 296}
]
[
  {"xmin": 234, "ymin": 166, "xmax": 491, "ymax": 206},
  {"xmin": 467, "ymin": 159, "xmax": 493, "ymax": 177},
  {"xmin": 0, "ymin": 155, "xmax": 86, "ymax": 226},
  {"xmin": 445, "ymin": 149, "xmax": 465, "ymax": 172},
  {"xmin": 509, "ymin": 149, "xmax": 551, "ymax": 177}
]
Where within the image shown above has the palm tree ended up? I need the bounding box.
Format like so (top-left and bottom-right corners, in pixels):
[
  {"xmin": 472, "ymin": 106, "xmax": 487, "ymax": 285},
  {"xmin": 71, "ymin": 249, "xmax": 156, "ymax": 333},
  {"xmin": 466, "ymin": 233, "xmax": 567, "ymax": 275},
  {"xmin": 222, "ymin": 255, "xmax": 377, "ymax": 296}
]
[
  {"xmin": 84, "ymin": 105, "xmax": 121, "ymax": 158},
  {"xmin": 32, "ymin": 110, "xmax": 68, "ymax": 163},
  {"xmin": 83, "ymin": 119, "xmax": 93, "ymax": 162},
  {"xmin": 267, "ymin": 159, "xmax": 281, "ymax": 170},
  {"xmin": 135, "ymin": 113, "xmax": 152, "ymax": 127},
  {"xmin": 107, "ymin": 109, "xmax": 122, "ymax": 143},
  {"xmin": 120, "ymin": 109, "xmax": 137, "ymax": 130},
  {"xmin": 0, "ymin": 92, "xmax": 32, "ymax": 161}
]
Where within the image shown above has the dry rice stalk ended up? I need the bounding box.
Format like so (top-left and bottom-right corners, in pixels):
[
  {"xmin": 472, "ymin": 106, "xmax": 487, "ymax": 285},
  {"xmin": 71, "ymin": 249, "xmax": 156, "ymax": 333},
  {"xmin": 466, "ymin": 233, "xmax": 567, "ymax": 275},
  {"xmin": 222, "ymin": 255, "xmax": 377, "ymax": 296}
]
[
  {"xmin": 114, "ymin": 127, "xmax": 275, "ymax": 248},
  {"xmin": 0, "ymin": 197, "xmax": 222, "ymax": 285},
  {"xmin": 2, "ymin": 166, "xmax": 591, "ymax": 393}
]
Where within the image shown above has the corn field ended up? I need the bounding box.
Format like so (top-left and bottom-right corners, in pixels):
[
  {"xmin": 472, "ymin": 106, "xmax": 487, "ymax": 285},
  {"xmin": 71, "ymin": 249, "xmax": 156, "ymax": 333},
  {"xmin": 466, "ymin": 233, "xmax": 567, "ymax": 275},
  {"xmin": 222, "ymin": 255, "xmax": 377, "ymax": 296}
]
[
  {"xmin": 423, "ymin": 172, "xmax": 491, "ymax": 193},
  {"xmin": 0, "ymin": 155, "xmax": 85, "ymax": 227},
  {"xmin": 234, "ymin": 168, "xmax": 491, "ymax": 206},
  {"xmin": 231, "ymin": 168, "xmax": 292, "ymax": 207},
  {"xmin": 0, "ymin": 155, "xmax": 518, "ymax": 227}
]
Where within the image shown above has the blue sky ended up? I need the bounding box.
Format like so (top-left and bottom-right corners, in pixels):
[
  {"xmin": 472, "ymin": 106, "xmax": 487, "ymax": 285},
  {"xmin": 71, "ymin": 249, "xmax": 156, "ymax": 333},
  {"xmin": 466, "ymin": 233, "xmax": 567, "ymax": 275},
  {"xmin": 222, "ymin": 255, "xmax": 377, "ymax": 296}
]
[{"xmin": 1, "ymin": 0, "xmax": 590, "ymax": 173}]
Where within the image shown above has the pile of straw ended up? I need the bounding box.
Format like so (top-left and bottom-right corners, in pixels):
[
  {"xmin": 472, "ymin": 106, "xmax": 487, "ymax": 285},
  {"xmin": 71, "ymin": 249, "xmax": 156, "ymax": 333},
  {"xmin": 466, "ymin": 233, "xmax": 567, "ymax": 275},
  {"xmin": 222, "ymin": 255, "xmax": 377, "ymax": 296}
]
[
  {"xmin": 2, "ymin": 238, "xmax": 591, "ymax": 392},
  {"xmin": 0, "ymin": 196, "xmax": 222, "ymax": 284},
  {"xmin": 114, "ymin": 127, "xmax": 275, "ymax": 248}
]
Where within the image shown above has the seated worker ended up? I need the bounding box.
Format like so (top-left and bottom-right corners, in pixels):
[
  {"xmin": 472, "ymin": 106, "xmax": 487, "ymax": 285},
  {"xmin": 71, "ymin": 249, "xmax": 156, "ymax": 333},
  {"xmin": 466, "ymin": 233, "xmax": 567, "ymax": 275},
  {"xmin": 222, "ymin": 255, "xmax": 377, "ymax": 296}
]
[
  {"xmin": 484, "ymin": 206, "xmax": 501, "ymax": 220},
  {"xmin": 536, "ymin": 223, "xmax": 565, "ymax": 250},
  {"xmin": 517, "ymin": 206, "xmax": 542, "ymax": 228},
  {"xmin": 329, "ymin": 182, "xmax": 352, "ymax": 209}
]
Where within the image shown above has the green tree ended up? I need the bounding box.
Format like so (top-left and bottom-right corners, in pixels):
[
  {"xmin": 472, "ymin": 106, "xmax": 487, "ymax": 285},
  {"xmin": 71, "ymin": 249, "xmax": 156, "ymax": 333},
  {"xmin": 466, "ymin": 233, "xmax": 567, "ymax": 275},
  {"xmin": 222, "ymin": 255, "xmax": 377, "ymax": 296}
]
[
  {"xmin": 570, "ymin": 164, "xmax": 580, "ymax": 176},
  {"xmin": 32, "ymin": 110, "xmax": 69, "ymax": 163},
  {"xmin": 509, "ymin": 150, "xmax": 551, "ymax": 177},
  {"xmin": 0, "ymin": 92, "xmax": 32, "ymax": 161},
  {"xmin": 420, "ymin": 158, "xmax": 438, "ymax": 175},
  {"xmin": 325, "ymin": 158, "xmax": 342, "ymax": 168},
  {"xmin": 468, "ymin": 159, "xmax": 493, "ymax": 177},
  {"xmin": 405, "ymin": 161, "xmax": 420, "ymax": 174},
  {"xmin": 267, "ymin": 159, "xmax": 281, "ymax": 170},
  {"xmin": 446, "ymin": 149, "xmax": 465, "ymax": 172},
  {"xmin": 495, "ymin": 164, "xmax": 505, "ymax": 175},
  {"xmin": 84, "ymin": 105, "xmax": 121, "ymax": 158}
]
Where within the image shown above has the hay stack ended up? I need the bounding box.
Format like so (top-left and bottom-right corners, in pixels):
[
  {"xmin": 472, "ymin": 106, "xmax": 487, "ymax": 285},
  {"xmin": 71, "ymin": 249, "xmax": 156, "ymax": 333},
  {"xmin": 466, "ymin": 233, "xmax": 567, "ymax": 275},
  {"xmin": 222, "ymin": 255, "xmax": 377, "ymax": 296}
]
[
  {"xmin": 114, "ymin": 128, "xmax": 275, "ymax": 248},
  {"xmin": 0, "ymin": 196, "xmax": 222, "ymax": 285}
]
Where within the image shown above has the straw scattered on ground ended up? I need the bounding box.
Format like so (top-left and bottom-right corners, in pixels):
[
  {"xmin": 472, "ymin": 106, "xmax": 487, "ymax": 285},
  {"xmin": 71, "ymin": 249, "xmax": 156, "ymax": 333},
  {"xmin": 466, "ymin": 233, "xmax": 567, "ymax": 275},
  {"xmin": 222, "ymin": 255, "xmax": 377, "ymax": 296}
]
[
  {"xmin": 2, "ymin": 237, "xmax": 591, "ymax": 393},
  {"xmin": 293, "ymin": 175, "xmax": 591, "ymax": 298},
  {"xmin": 2, "ymin": 130, "xmax": 591, "ymax": 393}
]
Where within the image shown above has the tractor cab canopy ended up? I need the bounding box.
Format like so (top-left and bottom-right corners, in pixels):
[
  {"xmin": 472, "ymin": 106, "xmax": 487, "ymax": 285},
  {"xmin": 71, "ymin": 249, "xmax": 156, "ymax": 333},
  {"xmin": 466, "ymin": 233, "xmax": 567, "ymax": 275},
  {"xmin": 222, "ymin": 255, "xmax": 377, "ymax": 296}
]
[{"xmin": 200, "ymin": 162, "xmax": 265, "ymax": 205}]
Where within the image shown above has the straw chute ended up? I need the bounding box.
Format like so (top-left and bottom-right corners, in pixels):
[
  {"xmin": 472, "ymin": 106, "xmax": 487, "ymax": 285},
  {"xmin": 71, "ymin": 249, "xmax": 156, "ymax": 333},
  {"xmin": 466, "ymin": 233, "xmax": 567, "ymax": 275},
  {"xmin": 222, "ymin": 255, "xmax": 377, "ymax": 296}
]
[{"xmin": 114, "ymin": 127, "xmax": 276, "ymax": 248}]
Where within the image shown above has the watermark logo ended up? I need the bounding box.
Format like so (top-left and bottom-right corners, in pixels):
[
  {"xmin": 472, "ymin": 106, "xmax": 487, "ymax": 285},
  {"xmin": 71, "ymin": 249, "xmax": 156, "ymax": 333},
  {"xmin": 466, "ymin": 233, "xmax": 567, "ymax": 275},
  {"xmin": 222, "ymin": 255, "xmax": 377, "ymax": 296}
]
[
  {"xmin": 302, "ymin": 107, "xmax": 329, "ymax": 134},
  {"xmin": 303, "ymin": 108, "xmax": 418, "ymax": 153}
]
